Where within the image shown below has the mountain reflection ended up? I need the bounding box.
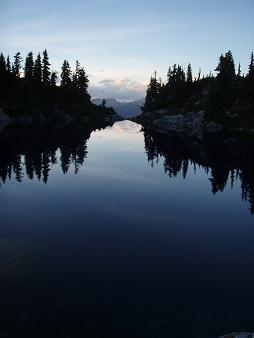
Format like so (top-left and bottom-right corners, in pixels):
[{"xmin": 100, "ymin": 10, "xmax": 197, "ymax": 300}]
[{"xmin": 143, "ymin": 128, "xmax": 254, "ymax": 214}]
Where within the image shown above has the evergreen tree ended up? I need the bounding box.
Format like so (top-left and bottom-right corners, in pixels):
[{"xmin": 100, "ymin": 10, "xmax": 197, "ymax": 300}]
[
  {"xmin": 13, "ymin": 52, "xmax": 22, "ymax": 77},
  {"xmin": 102, "ymin": 99, "xmax": 106, "ymax": 108},
  {"xmin": 215, "ymin": 50, "xmax": 235, "ymax": 87},
  {"xmin": 187, "ymin": 63, "xmax": 193, "ymax": 83},
  {"xmin": 33, "ymin": 53, "xmax": 42, "ymax": 82},
  {"xmin": 76, "ymin": 67, "xmax": 89, "ymax": 93},
  {"xmin": 237, "ymin": 63, "xmax": 241, "ymax": 78},
  {"xmin": 60, "ymin": 60, "xmax": 72, "ymax": 87},
  {"xmin": 143, "ymin": 72, "xmax": 160, "ymax": 112},
  {"xmin": 197, "ymin": 68, "xmax": 201, "ymax": 81},
  {"xmin": 167, "ymin": 66, "xmax": 172, "ymax": 82},
  {"xmin": 0, "ymin": 53, "xmax": 6, "ymax": 76},
  {"xmin": 42, "ymin": 49, "xmax": 51, "ymax": 85},
  {"xmin": 176, "ymin": 65, "xmax": 185, "ymax": 84},
  {"xmin": 6, "ymin": 55, "xmax": 11, "ymax": 73},
  {"xmin": 72, "ymin": 60, "xmax": 80, "ymax": 86},
  {"xmin": 248, "ymin": 52, "xmax": 254, "ymax": 79},
  {"xmin": 168, "ymin": 64, "xmax": 177, "ymax": 86},
  {"xmin": 50, "ymin": 71, "xmax": 57, "ymax": 86},
  {"xmin": 24, "ymin": 51, "xmax": 34, "ymax": 79}
]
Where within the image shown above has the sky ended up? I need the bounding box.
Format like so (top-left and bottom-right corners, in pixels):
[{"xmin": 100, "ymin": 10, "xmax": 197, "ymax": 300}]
[{"xmin": 0, "ymin": 0, "xmax": 253, "ymax": 100}]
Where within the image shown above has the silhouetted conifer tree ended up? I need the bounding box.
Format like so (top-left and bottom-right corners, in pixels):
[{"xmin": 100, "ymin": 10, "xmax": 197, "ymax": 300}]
[
  {"xmin": 42, "ymin": 49, "xmax": 51, "ymax": 85},
  {"xmin": 61, "ymin": 60, "xmax": 72, "ymax": 87},
  {"xmin": 6, "ymin": 55, "xmax": 11, "ymax": 74},
  {"xmin": 215, "ymin": 50, "xmax": 235, "ymax": 87},
  {"xmin": 72, "ymin": 60, "xmax": 80, "ymax": 86},
  {"xmin": 197, "ymin": 68, "xmax": 201, "ymax": 81},
  {"xmin": 187, "ymin": 63, "xmax": 193, "ymax": 83},
  {"xmin": 24, "ymin": 51, "xmax": 34, "ymax": 79},
  {"xmin": 248, "ymin": 52, "xmax": 254, "ymax": 79},
  {"xmin": 0, "ymin": 53, "xmax": 6, "ymax": 76},
  {"xmin": 13, "ymin": 52, "xmax": 22, "ymax": 77},
  {"xmin": 33, "ymin": 53, "xmax": 42, "ymax": 82},
  {"xmin": 143, "ymin": 71, "xmax": 160, "ymax": 112},
  {"xmin": 76, "ymin": 67, "xmax": 89, "ymax": 93},
  {"xmin": 50, "ymin": 71, "xmax": 57, "ymax": 86},
  {"xmin": 167, "ymin": 66, "xmax": 172, "ymax": 82},
  {"xmin": 237, "ymin": 63, "xmax": 241, "ymax": 78}
]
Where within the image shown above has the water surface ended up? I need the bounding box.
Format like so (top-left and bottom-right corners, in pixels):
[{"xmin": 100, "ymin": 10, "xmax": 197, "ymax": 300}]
[{"xmin": 0, "ymin": 120, "xmax": 254, "ymax": 338}]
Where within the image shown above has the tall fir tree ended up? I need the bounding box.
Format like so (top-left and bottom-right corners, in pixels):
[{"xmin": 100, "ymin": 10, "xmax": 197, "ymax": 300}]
[
  {"xmin": 60, "ymin": 60, "xmax": 72, "ymax": 87},
  {"xmin": 143, "ymin": 72, "xmax": 160, "ymax": 112},
  {"xmin": 215, "ymin": 50, "xmax": 235, "ymax": 87},
  {"xmin": 248, "ymin": 52, "xmax": 254, "ymax": 79},
  {"xmin": 33, "ymin": 53, "xmax": 42, "ymax": 82},
  {"xmin": 187, "ymin": 63, "xmax": 193, "ymax": 83},
  {"xmin": 6, "ymin": 55, "xmax": 11, "ymax": 74},
  {"xmin": 76, "ymin": 67, "xmax": 89, "ymax": 93},
  {"xmin": 0, "ymin": 53, "xmax": 6, "ymax": 76},
  {"xmin": 50, "ymin": 71, "xmax": 58, "ymax": 86},
  {"xmin": 72, "ymin": 60, "xmax": 80, "ymax": 86},
  {"xmin": 24, "ymin": 51, "xmax": 34, "ymax": 79},
  {"xmin": 42, "ymin": 49, "xmax": 51, "ymax": 85},
  {"xmin": 13, "ymin": 52, "xmax": 22, "ymax": 77},
  {"xmin": 167, "ymin": 66, "xmax": 172, "ymax": 83},
  {"xmin": 237, "ymin": 63, "xmax": 241, "ymax": 78}
]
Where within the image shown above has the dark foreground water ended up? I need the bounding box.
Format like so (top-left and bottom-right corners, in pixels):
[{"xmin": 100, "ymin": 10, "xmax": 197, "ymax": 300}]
[{"xmin": 0, "ymin": 120, "xmax": 254, "ymax": 338}]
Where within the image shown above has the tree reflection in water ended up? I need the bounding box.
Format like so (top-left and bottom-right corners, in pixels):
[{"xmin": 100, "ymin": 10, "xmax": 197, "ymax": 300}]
[{"xmin": 143, "ymin": 128, "xmax": 254, "ymax": 214}]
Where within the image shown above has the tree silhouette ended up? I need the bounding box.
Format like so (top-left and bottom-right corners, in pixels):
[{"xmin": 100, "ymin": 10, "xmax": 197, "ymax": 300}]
[
  {"xmin": 0, "ymin": 53, "xmax": 6, "ymax": 77},
  {"xmin": 33, "ymin": 53, "xmax": 42, "ymax": 83},
  {"xmin": 6, "ymin": 55, "xmax": 11, "ymax": 74},
  {"xmin": 42, "ymin": 49, "xmax": 51, "ymax": 85},
  {"xmin": 61, "ymin": 60, "xmax": 72, "ymax": 87},
  {"xmin": 248, "ymin": 52, "xmax": 254, "ymax": 79},
  {"xmin": 187, "ymin": 63, "xmax": 193, "ymax": 83},
  {"xmin": 24, "ymin": 51, "xmax": 34, "ymax": 80},
  {"xmin": 50, "ymin": 71, "xmax": 58, "ymax": 86},
  {"xmin": 13, "ymin": 52, "xmax": 22, "ymax": 77},
  {"xmin": 102, "ymin": 99, "xmax": 106, "ymax": 108},
  {"xmin": 215, "ymin": 50, "xmax": 235, "ymax": 87},
  {"xmin": 143, "ymin": 72, "xmax": 160, "ymax": 112},
  {"xmin": 76, "ymin": 67, "xmax": 89, "ymax": 94}
]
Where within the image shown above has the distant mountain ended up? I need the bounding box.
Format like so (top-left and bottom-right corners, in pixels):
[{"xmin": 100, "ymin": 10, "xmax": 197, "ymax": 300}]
[{"xmin": 92, "ymin": 98, "xmax": 144, "ymax": 118}]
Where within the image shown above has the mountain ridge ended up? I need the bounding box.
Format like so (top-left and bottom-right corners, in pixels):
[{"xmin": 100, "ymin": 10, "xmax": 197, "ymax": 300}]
[{"xmin": 91, "ymin": 97, "xmax": 144, "ymax": 118}]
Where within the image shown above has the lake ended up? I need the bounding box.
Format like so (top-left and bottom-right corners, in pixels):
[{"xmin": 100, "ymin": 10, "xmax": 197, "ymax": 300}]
[{"xmin": 0, "ymin": 120, "xmax": 254, "ymax": 338}]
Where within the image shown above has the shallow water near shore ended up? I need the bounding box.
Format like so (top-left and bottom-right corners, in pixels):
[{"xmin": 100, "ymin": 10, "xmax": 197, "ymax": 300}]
[{"xmin": 0, "ymin": 120, "xmax": 254, "ymax": 338}]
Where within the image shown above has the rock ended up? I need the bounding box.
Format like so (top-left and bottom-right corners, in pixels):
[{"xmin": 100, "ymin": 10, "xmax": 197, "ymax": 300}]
[
  {"xmin": 219, "ymin": 333, "xmax": 254, "ymax": 338},
  {"xmin": 206, "ymin": 121, "xmax": 223, "ymax": 132},
  {"xmin": 154, "ymin": 111, "xmax": 205, "ymax": 138}
]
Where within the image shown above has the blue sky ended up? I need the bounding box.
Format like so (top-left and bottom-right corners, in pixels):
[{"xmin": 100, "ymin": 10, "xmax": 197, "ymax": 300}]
[{"xmin": 0, "ymin": 0, "xmax": 253, "ymax": 100}]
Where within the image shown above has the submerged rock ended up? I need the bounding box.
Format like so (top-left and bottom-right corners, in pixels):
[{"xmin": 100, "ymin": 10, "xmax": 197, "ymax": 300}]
[{"xmin": 220, "ymin": 333, "xmax": 254, "ymax": 338}]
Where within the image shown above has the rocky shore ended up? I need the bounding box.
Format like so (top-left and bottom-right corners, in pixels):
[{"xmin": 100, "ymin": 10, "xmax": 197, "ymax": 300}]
[{"xmin": 136, "ymin": 107, "xmax": 254, "ymax": 139}]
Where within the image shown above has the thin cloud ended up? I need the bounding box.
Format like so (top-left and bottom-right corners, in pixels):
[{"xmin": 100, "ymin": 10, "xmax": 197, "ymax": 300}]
[{"xmin": 89, "ymin": 78, "xmax": 146, "ymax": 101}]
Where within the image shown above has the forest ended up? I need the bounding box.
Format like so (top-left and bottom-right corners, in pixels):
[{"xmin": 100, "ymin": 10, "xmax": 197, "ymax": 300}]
[
  {"xmin": 142, "ymin": 50, "xmax": 254, "ymax": 128},
  {"xmin": 0, "ymin": 50, "xmax": 115, "ymax": 121}
]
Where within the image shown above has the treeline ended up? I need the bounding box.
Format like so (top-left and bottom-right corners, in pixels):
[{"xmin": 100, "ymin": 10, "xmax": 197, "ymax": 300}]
[
  {"xmin": 0, "ymin": 50, "xmax": 108, "ymax": 119},
  {"xmin": 143, "ymin": 51, "xmax": 254, "ymax": 118}
]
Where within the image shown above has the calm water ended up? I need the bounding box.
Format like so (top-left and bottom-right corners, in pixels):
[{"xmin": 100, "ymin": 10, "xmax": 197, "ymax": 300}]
[{"xmin": 0, "ymin": 120, "xmax": 254, "ymax": 338}]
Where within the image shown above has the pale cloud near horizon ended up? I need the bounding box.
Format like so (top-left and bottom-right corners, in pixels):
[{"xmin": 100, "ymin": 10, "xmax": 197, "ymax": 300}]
[{"xmin": 89, "ymin": 78, "xmax": 147, "ymax": 101}]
